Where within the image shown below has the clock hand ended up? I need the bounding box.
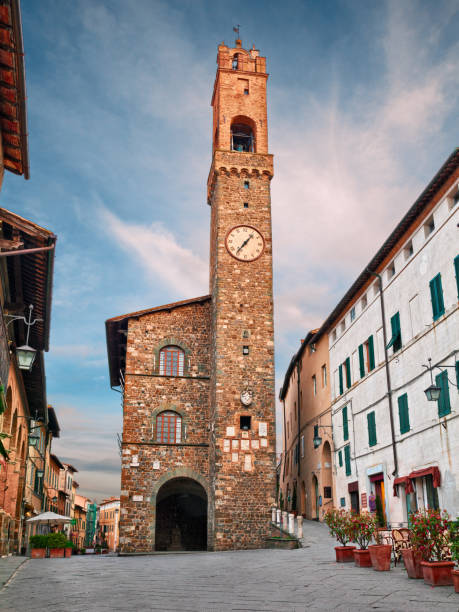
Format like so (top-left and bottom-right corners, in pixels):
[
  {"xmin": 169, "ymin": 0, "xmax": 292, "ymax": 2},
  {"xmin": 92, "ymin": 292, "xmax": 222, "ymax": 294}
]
[{"xmin": 236, "ymin": 233, "xmax": 254, "ymax": 254}]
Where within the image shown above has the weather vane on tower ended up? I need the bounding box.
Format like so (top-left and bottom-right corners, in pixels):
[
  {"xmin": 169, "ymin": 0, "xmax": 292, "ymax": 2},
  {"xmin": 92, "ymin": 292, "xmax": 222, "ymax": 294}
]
[{"xmin": 233, "ymin": 24, "xmax": 241, "ymax": 40}]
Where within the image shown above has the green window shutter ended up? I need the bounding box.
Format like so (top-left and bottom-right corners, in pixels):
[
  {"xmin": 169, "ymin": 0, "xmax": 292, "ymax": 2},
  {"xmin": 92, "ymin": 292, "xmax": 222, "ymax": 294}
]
[
  {"xmin": 342, "ymin": 405, "xmax": 349, "ymax": 441},
  {"xmin": 368, "ymin": 335, "xmax": 375, "ymax": 371},
  {"xmin": 454, "ymin": 255, "xmax": 459, "ymax": 299},
  {"xmin": 339, "ymin": 364, "xmax": 343, "ymax": 395},
  {"xmin": 344, "ymin": 444, "xmax": 351, "ymax": 476},
  {"xmin": 345, "ymin": 357, "xmax": 351, "ymax": 388},
  {"xmin": 367, "ymin": 411, "xmax": 377, "ymax": 446},
  {"xmin": 398, "ymin": 393, "xmax": 410, "ymax": 434},
  {"xmin": 338, "ymin": 450, "xmax": 343, "ymax": 467},
  {"xmin": 436, "ymin": 370, "xmax": 451, "ymax": 417},
  {"xmin": 358, "ymin": 344, "xmax": 365, "ymax": 378},
  {"xmin": 429, "ymin": 273, "xmax": 445, "ymax": 321},
  {"xmin": 387, "ymin": 312, "xmax": 402, "ymax": 352}
]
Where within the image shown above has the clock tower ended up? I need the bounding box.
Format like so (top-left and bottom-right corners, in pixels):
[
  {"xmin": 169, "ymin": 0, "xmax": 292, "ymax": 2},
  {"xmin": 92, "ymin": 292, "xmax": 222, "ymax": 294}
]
[{"xmin": 208, "ymin": 38, "xmax": 276, "ymax": 550}]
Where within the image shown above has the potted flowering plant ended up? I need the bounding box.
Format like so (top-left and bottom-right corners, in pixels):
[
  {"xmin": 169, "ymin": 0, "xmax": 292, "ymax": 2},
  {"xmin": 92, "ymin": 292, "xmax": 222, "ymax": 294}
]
[
  {"xmin": 349, "ymin": 512, "xmax": 376, "ymax": 567},
  {"xmin": 401, "ymin": 511, "xmax": 427, "ymax": 579},
  {"xmin": 324, "ymin": 509, "xmax": 355, "ymax": 562},
  {"xmin": 449, "ymin": 518, "xmax": 459, "ymax": 593},
  {"xmin": 413, "ymin": 509, "xmax": 454, "ymax": 586},
  {"xmin": 368, "ymin": 525, "xmax": 392, "ymax": 571}
]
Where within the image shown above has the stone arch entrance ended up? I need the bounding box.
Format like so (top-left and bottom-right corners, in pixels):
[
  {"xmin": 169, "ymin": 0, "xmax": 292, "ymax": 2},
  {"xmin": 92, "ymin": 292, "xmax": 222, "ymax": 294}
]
[{"xmin": 155, "ymin": 477, "xmax": 207, "ymax": 551}]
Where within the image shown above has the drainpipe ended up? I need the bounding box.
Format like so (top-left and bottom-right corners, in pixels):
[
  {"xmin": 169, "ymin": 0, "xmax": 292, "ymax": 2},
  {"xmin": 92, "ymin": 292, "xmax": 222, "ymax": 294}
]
[{"xmin": 366, "ymin": 268, "xmax": 398, "ymax": 478}]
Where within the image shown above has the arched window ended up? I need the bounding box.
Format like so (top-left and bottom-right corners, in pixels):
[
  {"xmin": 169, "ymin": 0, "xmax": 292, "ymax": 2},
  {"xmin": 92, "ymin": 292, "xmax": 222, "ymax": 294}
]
[
  {"xmin": 159, "ymin": 346, "xmax": 184, "ymax": 376},
  {"xmin": 232, "ymin": 54, "xmax": 239, "ymax": 70},
  {"xmin": 231, "ymin": 123, "xmax": 254, "ymax": 152},
  {"xmin": 156, "ymin": 411, "xmax": 182, "ymax": 444}
]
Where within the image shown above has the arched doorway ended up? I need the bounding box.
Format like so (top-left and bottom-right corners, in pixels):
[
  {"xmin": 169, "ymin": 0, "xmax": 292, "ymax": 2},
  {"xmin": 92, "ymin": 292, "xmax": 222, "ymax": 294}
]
[
  {"xmin": 311, "ymin": 475, "xmax": 319, "ymax": 521},
  {"xmin": 321, "ymin": 441, "xmax": 333, "ymax": 518},
  {"xmin": 155, "ymin": 478, "xmax": 207, "ymax": 551}
]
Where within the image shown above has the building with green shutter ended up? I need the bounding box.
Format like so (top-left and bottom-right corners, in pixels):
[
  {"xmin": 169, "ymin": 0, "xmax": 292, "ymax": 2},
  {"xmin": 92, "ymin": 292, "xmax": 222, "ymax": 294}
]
[{"xmin": 306, "ymin": 149, "xmax": 459, "ymax": 526}]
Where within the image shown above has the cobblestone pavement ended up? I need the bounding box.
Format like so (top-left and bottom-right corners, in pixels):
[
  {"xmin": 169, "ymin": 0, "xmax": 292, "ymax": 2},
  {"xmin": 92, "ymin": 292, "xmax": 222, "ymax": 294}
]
[{"xmin": 0, "ymin": 522, "xmax": 457, "ymax": 611}]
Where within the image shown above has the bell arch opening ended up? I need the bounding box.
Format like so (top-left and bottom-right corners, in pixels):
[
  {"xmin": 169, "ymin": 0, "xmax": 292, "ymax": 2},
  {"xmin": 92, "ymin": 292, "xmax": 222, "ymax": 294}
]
[
  {"xmin": 231, "ymin": 116, "xmax": 256, "ymax": 153},
  {"xmin": 155, "ymin": 477, "xmax": 207, "ymax": 551}
]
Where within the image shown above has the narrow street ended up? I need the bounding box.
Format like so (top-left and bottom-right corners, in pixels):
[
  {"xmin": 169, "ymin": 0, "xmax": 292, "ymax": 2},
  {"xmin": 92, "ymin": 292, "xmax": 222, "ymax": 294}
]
[{"xmin": 1, "ymin": 522, "xmax": 457, "ymax": 611}]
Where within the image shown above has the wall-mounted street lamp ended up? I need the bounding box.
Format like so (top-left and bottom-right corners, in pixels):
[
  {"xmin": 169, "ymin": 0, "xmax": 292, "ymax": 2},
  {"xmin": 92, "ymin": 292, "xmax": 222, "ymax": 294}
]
[
  {"xmin": 423, "ymin": 356, "xmax": 458, "ymax": 402},
  {"xmin": 423, "ymin": 359, "xmax": 441, "ymax": 401},
  {"xmin": 313, "ymin": 424, "xmax": 333, "ymax": 449},
  {"xmin": 5, "ymin": 304, "xmax": 42, "ymax": 371}
]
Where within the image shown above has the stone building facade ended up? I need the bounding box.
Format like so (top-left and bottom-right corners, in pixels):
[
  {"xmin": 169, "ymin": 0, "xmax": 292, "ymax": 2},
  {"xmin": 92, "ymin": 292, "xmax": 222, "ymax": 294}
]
[{"xmin": 106, "ymin": 38, "xmax": 276, "ymax": 552}]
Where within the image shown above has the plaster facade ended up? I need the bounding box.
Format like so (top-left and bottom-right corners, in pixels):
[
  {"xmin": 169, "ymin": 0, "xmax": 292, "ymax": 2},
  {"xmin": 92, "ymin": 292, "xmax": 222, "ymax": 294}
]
[
  {"xmin": 328, "ymin": 158, "xmax": 459, "ymax": 525},
  {"xmin": 279, "ymin": 332, "xmax": 334, "ymax": 521}
]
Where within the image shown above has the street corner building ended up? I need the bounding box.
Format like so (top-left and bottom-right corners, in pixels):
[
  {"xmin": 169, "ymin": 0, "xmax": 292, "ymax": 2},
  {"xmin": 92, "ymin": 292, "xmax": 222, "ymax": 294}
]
[{"xmin": 105, "ymin": 39, "xmax": 277, "ymax": 553}]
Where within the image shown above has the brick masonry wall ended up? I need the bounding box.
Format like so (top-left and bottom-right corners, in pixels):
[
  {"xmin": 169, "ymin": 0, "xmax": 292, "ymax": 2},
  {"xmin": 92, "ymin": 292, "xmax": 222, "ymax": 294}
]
[
  {"xmin": 209, "ymin": 163, "xmax": 277, "ymax": 550},
  {"xmin": 120, "ymin": 300, "xmax": 211, "ymax": 553}
]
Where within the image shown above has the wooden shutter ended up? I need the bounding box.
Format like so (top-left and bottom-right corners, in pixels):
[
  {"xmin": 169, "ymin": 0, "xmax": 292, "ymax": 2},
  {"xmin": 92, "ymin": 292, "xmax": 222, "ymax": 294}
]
[
  {"xmin": 367, "ymin": 411, "xmax": 377, "ymax": 447},
  {"xmin": 388, "ymin": 312, "xmax": 402, "ymax": 352},
  {"xmin": 342, "ymin": 405, "xmax": 349, "ymax": 441},
  {"xmin": 398, "ymin": 393, "xmax": 410, "ymax": 434},
  {"xmin": 368, "ymin": 335, "xmax": 375, "ymax": 371},
  {"xmin": 338, "ymin": 450, "xmax": 343, "ymax": 467},
  {"xmin": 455, "ymin": 255, "xmax": 459, "ymax": 299},
  {"xmin": 344, "ymin": 444, "xmax": 351, "ymax": 476},
  {"xmin": 339, "ymin": 364, "xmax": 343, "ymax": 395},
  {"xmin": 429, "ymin": 273, "xmax": 445, "ymax": 321},
  {"xmin": 345, "ymin": 357, "xmax": 351, "ymax": 388},
  {"xmin": 358, "ymin": 343, "xmax": 365, "ymax": 378},
  {"xmin": 436, "ymin": 370, "xmax": 451, "ymax": 417}
]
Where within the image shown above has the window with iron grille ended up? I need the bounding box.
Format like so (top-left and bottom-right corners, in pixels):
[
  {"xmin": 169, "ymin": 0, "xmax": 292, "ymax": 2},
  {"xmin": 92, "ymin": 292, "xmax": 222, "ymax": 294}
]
[
  {"xmin": 159, "ymin": 346, "xmax": 184, "ymax": 376},
  {"xmin": 156, "ymin": 411, "xmax": 182, "ymax": 443},
  {"xmin": 324, "ymin": 486, "xmax": 332, "ymax": 499}
]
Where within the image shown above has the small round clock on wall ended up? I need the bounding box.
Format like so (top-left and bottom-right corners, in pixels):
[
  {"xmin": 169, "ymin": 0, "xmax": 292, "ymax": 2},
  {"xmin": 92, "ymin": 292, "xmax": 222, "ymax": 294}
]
[
  {"xmin": 240, "ymin": 390, "xmax": 253, "ymax": 406},
  {"xmin": 225, "ymin": 225, "xmax": 265, "ymax": 262}
]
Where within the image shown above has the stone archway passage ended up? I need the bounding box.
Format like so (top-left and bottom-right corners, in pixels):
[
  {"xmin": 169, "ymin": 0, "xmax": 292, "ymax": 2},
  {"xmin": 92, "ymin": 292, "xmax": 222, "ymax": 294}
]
[{"xmin": 155, "ymin": 478, "xmax": 207, "ymax": 551}]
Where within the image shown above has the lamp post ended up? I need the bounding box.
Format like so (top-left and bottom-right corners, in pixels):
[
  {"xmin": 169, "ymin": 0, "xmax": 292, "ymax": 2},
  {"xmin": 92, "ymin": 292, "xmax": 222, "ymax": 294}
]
[{"xmin": 5, "ymin": 304, "xmax": 42, "ymax": 371}]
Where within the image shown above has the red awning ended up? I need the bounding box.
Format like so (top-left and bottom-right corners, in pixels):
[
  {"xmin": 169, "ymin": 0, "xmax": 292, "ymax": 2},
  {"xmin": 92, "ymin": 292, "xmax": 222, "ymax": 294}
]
[
  {"xmin": 393, "ymin": 467, "xmax": 441, "ymax": 497},
  {"xmin": 393, "ymin": 476, "xmax": 413, "ymax": 496},
  {"xmin": 369, "ymin": 473, "xmax": 384, "ymax": 483},
  {"xmin": 408, "ymin": 466, "xmax": 441, "ymax": 488}
]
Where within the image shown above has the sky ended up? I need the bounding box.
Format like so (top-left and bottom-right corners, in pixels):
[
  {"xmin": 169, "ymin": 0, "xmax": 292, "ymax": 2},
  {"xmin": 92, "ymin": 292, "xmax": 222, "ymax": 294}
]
[{"xmin": 3, "ymin": 0, "xmax": 458, "ymax": 501}]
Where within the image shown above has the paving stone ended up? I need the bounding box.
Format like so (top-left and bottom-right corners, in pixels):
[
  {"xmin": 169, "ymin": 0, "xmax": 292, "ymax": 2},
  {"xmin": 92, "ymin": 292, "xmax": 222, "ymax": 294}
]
[{"xmin": 0, "ymin": 522, "xmax": 457, "ymax": 611}]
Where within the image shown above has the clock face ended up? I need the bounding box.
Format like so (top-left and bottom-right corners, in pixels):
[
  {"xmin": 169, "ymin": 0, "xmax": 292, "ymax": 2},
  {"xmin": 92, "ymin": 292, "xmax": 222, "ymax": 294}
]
[
  {"xmin": 240, "ymin": 390, "xmax": 253, "ymax": 406},
  {"xmin": 226, "ymin": 225, "xmax": 264, "ymax": 262}
]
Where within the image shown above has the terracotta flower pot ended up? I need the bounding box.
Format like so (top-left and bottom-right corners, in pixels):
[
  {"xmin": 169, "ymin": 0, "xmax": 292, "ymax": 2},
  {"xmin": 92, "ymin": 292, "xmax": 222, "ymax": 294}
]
[
  {"xmin": 452, "ymin": 569, "xmax": 459, "ymax": 594},
  {"xmin": 31, "ymin": 548, "xmax": 46, "ymax": 559},
  {"xmin": 335, "ymin": 546, "xmax": 356, "ymax": 563},
  {"xmin": 353, "ymin": 549, "xmax": 372, "ymax": 567},
  {"xmin": 64, "ymin": 548, "xmax": 72, "ymax": 558},
  {"xmin": 401, "ymin": 548, "xmax": 423, "ymax": 579},
  {"xmin": 368, "ymin": 544, "xmax": 391, "ymax": 571},
  {"xmin": 421, "ymin": 561, "xmax": 454, "ymax": 587},
  {"xmin": 49, "ymin": 547, "xmax": 65, "ymax": 558}
]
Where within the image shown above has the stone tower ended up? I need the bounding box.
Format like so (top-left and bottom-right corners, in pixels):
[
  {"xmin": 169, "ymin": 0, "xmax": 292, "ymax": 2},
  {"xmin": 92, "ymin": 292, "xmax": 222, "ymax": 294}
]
[
  {"xmin": 208, "ymin": 39, "xmax": 276, "ymax": 550},
  {"xmin": 106, "ymin": 38, "xmax": 276, "ymax": 553}
]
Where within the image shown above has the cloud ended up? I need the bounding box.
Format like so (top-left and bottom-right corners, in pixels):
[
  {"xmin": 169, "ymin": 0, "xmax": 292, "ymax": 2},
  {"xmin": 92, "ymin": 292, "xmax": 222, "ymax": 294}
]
[
  {"xmin": 99, "ymin": 206, "xmax": 208, "ymax": 299},
  {"xmin": 51, "ymin": 404, "xmax": 121, "ymax": 502},
  {"xmin": 271, "ymin": 0, "xmax": 459, "ymax": 387}
]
